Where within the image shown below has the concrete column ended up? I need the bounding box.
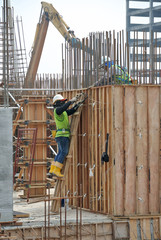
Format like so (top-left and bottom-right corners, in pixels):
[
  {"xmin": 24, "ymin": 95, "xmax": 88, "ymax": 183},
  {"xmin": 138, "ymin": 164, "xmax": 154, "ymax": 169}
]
[{"xmin": 0, "ymin": 108, "xmax": 13, "ymax": 222}]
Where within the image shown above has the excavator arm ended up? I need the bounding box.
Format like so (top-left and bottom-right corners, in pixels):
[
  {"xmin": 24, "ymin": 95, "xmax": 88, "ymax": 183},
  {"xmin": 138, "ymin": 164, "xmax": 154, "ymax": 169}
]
[
  {"xmin": 41, "ymin": 1, "xmax": 76, "ymax": 43},
  {"xmin": 25, "ymin": 1, "xmax": 79, "ymax": 88}
]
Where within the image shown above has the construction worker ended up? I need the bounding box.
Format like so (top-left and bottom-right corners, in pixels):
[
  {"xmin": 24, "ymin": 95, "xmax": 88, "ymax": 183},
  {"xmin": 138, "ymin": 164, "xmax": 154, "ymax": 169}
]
[
  {"xmin": 94, "ymin": 56, "xmax": 132, "ymax": 86},
  {"xmin": 49, "ymin": 94, "xmax": 79, "ymax": 177}
]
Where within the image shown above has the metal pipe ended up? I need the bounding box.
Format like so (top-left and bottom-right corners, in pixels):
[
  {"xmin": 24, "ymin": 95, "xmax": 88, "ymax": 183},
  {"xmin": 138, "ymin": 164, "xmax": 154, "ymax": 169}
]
[
  {"xmin": 48, "ymin": 145, "xmax": 57, "ymax": 156},
  {"xmin": 60, "ymin": 181, "xmax": 62, "ymax": 239},
  {"xmin": 7, "ymin": 90, "xmax": 22, "ymax": 109},
  {"xmin": 3, "ymin": 0, "xmax": 7, "ymax": 106},
  {"xmin": 48, "ymin": 186, "xmax": 50, "ymax": 240},
  {"xmin": 65, "ymin": 185, "xmax": 67, "ymax": 240},
  {"xmin": 0, "ymin": 88, "xmax": 62, "ymax": 91},
  {"xmin": 44, "ymin": 185, "xmax": 47, "ymax": 240}
]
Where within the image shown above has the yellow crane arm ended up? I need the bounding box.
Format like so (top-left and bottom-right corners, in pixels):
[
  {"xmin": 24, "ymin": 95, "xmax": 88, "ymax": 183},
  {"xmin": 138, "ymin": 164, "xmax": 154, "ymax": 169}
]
[{"xmin": 41, "ymin": 1, "xmax": 76, "ymax": 43}]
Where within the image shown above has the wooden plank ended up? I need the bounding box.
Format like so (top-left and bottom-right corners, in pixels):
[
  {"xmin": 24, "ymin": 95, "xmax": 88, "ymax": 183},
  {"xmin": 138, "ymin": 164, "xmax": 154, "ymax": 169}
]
[
  {"xmin": 140, "ymin": 218, "xmax": 151, "ymax": 239},
  {"xmin": 114, "ymin": 86, "xmax": 124, "ymax": 216},
  {"xmin": 13, "ymin": 211, "xmax": 29, "ymax": 218},
  {"xmin": 72, "ymin": 134, "xmax": 77, "ymax": 206},
  {"xmin": 136, "ymin": 86, "xmax": 149, "ymax": 214},
  {"xmin": 148, "ymin": 87, "xmax": 160, "ymax": 214},
  {"xmin": 159, "ymin": 217, "xmax": 161, "ymax": 239},
  {"xmin": 91, "ymin": 88, "xmax": 95, "ymax": 211},
  {"xmin": 106, "ymin": 87, "xmax": 110, "ymax": 213},
  {"xmin": 109, "ymin": 86, "xmax": 114, "ymax": 215},
  {"xmin": 13, "ymin": 103, "xmax": 23, "ymax": 135},
  {"xmin": 124, "ymin": 86, "xmax": 136, "ymax": 215},
  {"xmin": 94, "ymin": 88, "xmax": 98, "ymax": 212},
  {"xmin": 85, "ymin": 90, "xmax": 89, "ymax": 210},
  {"xmin": 153, "ymin": 218, "xmax": 160, "ymax": 239},
  {"xmin": 88, "ymin": 89, "xmax": 94, "ymax": 210},
  {"xmin": 82, "ymin": 93, "xmax": 86, "ymax": 209},
  {"xmin": 101, "ymin": 87, "xmax": 106, "ymax": 213},
  {"xmin": 129, "ymin": 219, "xmax": 138, "ymax": 240},
  {"xmin": 160, "ymin": 86, "xmax": 161, "ymax": 213},
  {"xmin": 98, "ymin": 88, "xmax": 102, "ymax": 211}
]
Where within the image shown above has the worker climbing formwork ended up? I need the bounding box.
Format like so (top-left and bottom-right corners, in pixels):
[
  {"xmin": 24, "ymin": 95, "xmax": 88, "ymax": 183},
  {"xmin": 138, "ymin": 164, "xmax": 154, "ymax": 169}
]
[{"xmin": 49, "ymin": 93, "xmax": 88, "ymax": 177}]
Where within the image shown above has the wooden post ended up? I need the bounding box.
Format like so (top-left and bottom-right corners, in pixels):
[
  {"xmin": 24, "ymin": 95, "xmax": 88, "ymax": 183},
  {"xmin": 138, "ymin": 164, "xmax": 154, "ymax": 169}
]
[
  {"xmin": 148, "ymin": 86, "xmax": 160, "ymax": 214},
  {"xmin": 124, "ymin": 86, "xmax": 136, "ymax": 215},
  {"xmin": 136, "ymin": 86, "xmax": 149, "ymax": 214},
  {"xmin": 114, "ymin": 86, "xmax": 124, "ymax": 216}
]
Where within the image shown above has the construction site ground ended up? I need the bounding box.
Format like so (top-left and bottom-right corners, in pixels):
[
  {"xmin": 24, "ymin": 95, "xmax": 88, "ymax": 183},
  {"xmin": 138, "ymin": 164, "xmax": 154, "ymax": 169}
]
[
  {"xmin": 12, "ymin": 190, "xmax": 111, "ymax": 227},
  {"xmin": 0, "ymin": 189, "xmax": 120, "ymax": 239}
]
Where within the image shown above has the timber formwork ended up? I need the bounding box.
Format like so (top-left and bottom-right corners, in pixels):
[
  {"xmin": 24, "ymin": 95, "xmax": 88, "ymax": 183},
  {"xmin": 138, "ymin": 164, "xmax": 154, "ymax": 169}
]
[
  {"xmin": 51, "ymin": 85, "xmax": 161, "ymax": 217},
  {"xmin": 11, "ymin": 85, "xmax": 161, "ymax": 239},
  {"xmin": 13, "ymin": 96, "xmax": 55, "ymax": 198}
]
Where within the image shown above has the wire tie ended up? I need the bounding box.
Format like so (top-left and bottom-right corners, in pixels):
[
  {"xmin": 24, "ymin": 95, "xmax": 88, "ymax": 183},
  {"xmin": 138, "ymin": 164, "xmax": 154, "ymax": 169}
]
[
  {"xmin": 92, "ymin": 102, "xmax": 96, "ymax": 108},
  {"xmin": 66, "ymin": 190, "xmax": 70, "ymax": 195},
  {"xmin": 138, "ymin": 165, "xmax": 143, "ymax": 170},
  {"xmin": 138, "ymin": 197, "xmax": 143, "ymax": 202},
  {"xmin": 98, "ymin": 195, "xmax": 101, "ymax": 200},
  {"xmin": 137, "ymin": 100, "xmax": 142, "ymax": 104}
]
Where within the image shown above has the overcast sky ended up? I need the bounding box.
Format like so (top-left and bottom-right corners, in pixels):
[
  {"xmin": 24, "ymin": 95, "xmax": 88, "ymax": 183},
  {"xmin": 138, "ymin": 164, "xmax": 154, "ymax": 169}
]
[{"xmin": 10, "ymin": 0, "xmax": 126, "ymax": 74}]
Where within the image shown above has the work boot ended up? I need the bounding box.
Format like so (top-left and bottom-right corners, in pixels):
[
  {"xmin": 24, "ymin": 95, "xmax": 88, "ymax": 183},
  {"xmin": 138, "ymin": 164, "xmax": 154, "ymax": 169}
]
[
  {"xmin": 53, "ymin": 162, "xmax": 64, "ymax": 177},
  {"xmin": 49, "ymin": 161, "xmax": 56, "ymax": 174},
  {"xmin": 53, "ymin": 167, "xmax": 64, "ymax": 178}
]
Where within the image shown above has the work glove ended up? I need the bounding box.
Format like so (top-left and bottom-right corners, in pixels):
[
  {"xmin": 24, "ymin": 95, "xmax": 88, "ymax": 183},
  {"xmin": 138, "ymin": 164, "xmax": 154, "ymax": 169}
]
[
  {"xmin": 70, "ymin": 96, "xmax": 77, "ymax": 103},
  {"xmin": 73, "ymin": 104, "xmax": 79, "ymax": 111}
]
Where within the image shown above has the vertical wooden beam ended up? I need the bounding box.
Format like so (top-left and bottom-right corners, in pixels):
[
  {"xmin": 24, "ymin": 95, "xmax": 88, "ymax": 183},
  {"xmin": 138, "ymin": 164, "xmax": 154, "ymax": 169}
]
[
  {"xmin": 98, "ymin": 87, "xmax": 102, "ymax": 211},
  {"xmin": 105, "ymin": 87, "xmax": 110, "ymax": 213},
  {"xmin": 94, "ymin": 88, "xmax": 98, "ymax": 212},
  {"xmin": 114, "ymin": 86, "xmax": 124, "ymax": 216},
  {"xmin": 148, "ymin": 86, "xmax": 160, "ymax": 214},
  {"xmin": 129, "ymin": 219, "xmax": 137, "ymax": 240},
  {"xmin": 136, "ymin": 86, "xmax": 149, "ymax": 214},
  {"xmin": 140, "ymin": 218, "xmax": 151, "ymax": 239},
  {"xmin": 124, "ymin": 86, "xmax": 136, "ymax": 215},
  {"xmin": 88, "ymin": 89, "xmax": 94, "ymax": 210},
  {"xmin": 101, "ymin": 87, "xmax": 106, "ymax": 213},
  {"xmin": 109, "ymin": 86, "xmax": 114, "ymax": 215}
]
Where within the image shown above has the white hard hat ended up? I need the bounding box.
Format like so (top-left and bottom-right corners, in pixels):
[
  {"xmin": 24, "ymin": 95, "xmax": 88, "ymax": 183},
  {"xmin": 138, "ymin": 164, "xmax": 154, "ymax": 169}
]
[{"xmin": 53, "ymin": 94, "xmax": 67, "ymax": 104}]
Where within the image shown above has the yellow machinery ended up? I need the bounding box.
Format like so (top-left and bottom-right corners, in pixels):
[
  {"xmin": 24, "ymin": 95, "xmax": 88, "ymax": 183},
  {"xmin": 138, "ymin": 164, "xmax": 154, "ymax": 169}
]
[{"xmin": 25, "ymin": 1, "xmax": 79, "ymax": 88}]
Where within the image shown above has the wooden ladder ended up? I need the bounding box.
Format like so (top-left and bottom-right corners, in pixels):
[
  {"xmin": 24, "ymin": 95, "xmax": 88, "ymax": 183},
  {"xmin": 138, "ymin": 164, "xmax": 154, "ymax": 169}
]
[{"xmin": 51, "ymin": 104, "xmax": 83, "ymax": 213}]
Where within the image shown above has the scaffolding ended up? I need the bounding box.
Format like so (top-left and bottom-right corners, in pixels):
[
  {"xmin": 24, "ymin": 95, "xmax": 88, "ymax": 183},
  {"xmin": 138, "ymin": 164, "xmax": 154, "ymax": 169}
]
[{"xmin": 0, "ymin": 0, "xmax": 27, "ymax": 106}]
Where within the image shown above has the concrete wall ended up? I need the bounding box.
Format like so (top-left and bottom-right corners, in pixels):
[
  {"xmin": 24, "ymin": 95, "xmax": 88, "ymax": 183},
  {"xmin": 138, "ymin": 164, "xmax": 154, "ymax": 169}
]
[{"xmin": 0, "ymin": 108, "xmax": 13, "ymax": 222}]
